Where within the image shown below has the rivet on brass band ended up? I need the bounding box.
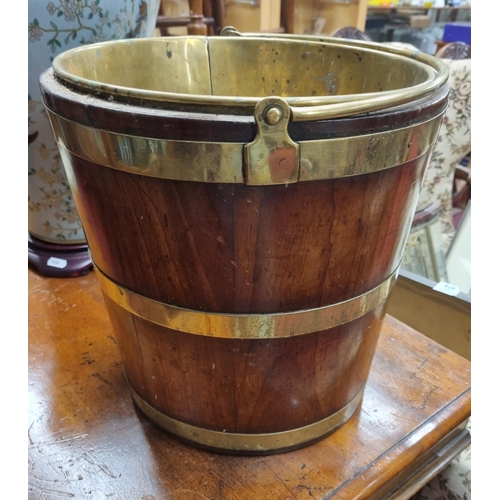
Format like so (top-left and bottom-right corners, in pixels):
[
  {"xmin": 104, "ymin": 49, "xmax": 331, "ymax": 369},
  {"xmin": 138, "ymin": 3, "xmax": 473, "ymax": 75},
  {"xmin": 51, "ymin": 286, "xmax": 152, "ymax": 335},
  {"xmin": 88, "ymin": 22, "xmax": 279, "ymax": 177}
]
[
  {"xmin": 94, "ymin": 265, "xmax": 397, "ymax": 339},
  {"xmin": 127, "ymin": 376, "xmax": 364, "ymax": 453},
  {"xmin": 47, "ymin": 109, "xmax": 441, "ymax": 184}
]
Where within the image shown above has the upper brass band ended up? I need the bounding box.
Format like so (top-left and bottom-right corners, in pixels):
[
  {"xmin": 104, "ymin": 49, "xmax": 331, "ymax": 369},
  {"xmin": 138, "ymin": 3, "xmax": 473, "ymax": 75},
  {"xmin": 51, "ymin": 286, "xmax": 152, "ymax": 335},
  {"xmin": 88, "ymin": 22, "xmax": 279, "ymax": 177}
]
[
  {"xmin": 95, "ymin": 264, "xmax": 397, "ymax": 339},
  {"xmin": 47, "ymin": 109, "xmax": 441, "ymax": 184}
]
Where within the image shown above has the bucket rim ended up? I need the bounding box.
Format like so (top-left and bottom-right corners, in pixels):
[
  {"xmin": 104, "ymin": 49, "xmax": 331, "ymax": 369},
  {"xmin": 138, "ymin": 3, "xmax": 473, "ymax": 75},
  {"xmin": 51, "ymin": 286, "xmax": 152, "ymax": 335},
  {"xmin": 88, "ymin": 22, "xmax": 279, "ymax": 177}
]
[{"xmin": 51, "ymin": 34, "xmax": 449, "ymax": 122}]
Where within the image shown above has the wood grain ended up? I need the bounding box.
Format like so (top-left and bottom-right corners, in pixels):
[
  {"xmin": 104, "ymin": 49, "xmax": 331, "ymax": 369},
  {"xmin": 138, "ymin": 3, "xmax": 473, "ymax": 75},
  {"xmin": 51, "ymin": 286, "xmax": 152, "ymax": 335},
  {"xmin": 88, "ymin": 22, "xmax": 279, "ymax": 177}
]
[
  {"xmin": 66, "ymin": 151, "xmax": 428, "ymax": 314},
  {"xmin": 63, "ymin": 143, "xmax": 427, "ymax": 438},
  {"xmin": 187, "ymin": 0, "xmax": 208, "ymax": 35},
  {"xmin": 280, "ymin": 0, "xmax": 295, "ymax": 33},
  {"xmin": 28, "ymin": 269, "xmax": 471, "ymax": 499},
  {"xmin": 104, "ymin": 297, "xmax": 386, "ymax": 434}
]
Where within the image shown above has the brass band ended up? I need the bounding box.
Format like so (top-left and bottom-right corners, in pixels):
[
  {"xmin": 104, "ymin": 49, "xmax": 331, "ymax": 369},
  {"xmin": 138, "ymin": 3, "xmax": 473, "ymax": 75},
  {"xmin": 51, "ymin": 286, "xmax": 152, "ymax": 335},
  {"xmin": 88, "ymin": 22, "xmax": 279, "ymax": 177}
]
[
  {"xmin": 127, "ymin": 377, "xmax": 364, "ymax": 452},
  {"xmin": 47, "ymin": 109, "xmax": 441, "ymax": 184},
  {"xmin": 95, "ymin": 265, "xmax": 397, "ymax": 339}
]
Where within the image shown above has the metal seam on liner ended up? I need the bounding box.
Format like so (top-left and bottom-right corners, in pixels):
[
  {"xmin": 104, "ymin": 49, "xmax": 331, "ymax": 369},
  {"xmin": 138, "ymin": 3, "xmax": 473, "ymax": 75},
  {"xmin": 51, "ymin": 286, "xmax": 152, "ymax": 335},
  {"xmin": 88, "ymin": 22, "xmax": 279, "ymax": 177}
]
[
  {"xmin": 47, "ymin": 108, "xmax": 441, "ymax": 184},
  {"xmin": 95, "ymin": 264, "xmax": 397, "ymax": 339},
  {"xmin": 127, "ymin": 375, "xmax": 365, "ymax": 452},
  {"xmin": 51, "ymin": 35, "xmax": 448, "ymax": 122}
]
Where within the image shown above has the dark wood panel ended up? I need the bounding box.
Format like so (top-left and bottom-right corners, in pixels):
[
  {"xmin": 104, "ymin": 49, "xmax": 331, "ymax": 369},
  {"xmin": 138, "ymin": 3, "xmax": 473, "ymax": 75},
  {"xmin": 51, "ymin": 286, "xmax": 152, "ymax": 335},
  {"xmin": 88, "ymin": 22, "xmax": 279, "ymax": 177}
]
[
  {"xmin": 387, "ymin": 269, "xmax": 471, "ymax": 360},
  {"xmin": 64, "ymin": 144, "xmax": 425, "ymax": 441}
]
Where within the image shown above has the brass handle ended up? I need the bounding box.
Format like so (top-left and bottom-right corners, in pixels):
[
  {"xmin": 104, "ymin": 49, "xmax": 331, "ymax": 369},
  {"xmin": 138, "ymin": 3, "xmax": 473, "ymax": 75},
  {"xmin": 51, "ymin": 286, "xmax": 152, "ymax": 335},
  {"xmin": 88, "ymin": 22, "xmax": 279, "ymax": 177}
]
[{"xmin": 289, "ymin": 82, "xmax": 441, "ymax": 121}]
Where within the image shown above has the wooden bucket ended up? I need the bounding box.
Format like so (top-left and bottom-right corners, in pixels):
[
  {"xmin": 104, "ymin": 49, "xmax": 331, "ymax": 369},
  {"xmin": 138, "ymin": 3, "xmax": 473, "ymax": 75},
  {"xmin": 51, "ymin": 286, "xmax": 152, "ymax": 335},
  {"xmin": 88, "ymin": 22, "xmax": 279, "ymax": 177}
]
[{"xmin": 40, "ymin": 33, "xmax": 449, "ymax": 454}]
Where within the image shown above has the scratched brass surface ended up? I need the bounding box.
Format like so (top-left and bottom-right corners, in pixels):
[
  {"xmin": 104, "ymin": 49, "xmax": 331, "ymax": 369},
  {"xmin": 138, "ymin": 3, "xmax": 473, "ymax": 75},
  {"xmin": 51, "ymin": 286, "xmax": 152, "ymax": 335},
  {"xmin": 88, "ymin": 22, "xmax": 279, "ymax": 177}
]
[
  {"xmin": 244, "ymin": 97, "xmax": 300, "ymax": 185},
  {"xmin": 47, "ymin": 109, "xmax": 441, "ymax": 184},
  {"xmin": 232, "ymin": 31, "xmax": 450, "ymax": 121},
  {"xmin": 95, "ymin": 264, "xmax": 397, "ymax": 339},
  {"xmin": 128, "ymin": 380, "xmax": 364, "ymax": 453}
]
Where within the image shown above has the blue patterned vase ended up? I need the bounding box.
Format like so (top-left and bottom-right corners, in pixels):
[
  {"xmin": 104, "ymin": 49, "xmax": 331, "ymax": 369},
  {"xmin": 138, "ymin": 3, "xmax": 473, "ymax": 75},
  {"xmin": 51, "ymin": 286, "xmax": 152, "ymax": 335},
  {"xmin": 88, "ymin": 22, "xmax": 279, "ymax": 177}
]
[{"xmin": 28, "ymin": 0, "xmax": 160, "ymax": 243}]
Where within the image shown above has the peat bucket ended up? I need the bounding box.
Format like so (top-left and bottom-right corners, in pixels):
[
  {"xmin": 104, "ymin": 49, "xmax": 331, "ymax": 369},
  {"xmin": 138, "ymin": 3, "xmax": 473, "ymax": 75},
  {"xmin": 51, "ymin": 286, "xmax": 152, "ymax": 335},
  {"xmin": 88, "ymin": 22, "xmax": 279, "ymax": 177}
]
[{"xmin": 40, "ymin": 31, "xmax": 449, "ymax": 455}]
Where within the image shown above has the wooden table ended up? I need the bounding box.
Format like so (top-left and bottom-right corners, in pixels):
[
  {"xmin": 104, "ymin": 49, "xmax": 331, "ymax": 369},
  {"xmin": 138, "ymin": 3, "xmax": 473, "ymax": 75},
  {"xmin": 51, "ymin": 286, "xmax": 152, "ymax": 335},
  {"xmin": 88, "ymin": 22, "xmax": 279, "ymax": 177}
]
[{"xmin": 28, "ymin": 269, "xmax": 471, "ymax": 500}]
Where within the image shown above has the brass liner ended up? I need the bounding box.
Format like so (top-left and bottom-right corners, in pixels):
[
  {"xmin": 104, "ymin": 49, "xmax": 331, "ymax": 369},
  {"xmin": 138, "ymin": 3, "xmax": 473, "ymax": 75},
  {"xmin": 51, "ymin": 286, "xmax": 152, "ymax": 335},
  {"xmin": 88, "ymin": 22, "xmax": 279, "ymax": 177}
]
[
  {"xmin": 127, "ymin": 376, "xmax": 364, "ymax": 453},
  {"xmin": 242, "ymin": 33, "xmax": 450, "ymax": 121},
  {"xmin": 47, "ymin": 109, "xmax": 441, "ymax": 184},
  {"xmin": 51, "ymin": 35, "xmax": 448, "ymax": 121},
  {"xmin": 95, "ymin": 264, "xmax": 397, "ymax": 339}
]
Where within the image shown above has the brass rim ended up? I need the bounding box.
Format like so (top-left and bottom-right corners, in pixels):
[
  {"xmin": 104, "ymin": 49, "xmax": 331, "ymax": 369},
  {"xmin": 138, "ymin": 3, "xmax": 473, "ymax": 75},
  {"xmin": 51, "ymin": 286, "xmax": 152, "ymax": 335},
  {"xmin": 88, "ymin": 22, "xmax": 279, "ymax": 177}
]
[
  {"xmin": 128, "ymin": 377, "xmax": 364, "ymax": 452},
  {"xmin": 51, "ymin": 34, "xmax": 448, "ymax": 122},
  {"xmin": 95, "ymin": 264, "xmax": 397, "ymax": 339},
  {"xmin": 48, "ymin": 108, "xmax": 441, "ymax": 184}
]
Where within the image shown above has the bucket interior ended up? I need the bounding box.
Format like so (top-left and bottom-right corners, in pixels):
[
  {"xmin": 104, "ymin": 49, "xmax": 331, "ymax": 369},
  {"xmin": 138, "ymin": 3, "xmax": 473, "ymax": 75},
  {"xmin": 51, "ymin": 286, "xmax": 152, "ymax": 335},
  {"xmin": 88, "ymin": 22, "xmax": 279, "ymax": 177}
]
[{"xmin": 53, "ymin": 37, "xmax": 433, "ymax": 102}]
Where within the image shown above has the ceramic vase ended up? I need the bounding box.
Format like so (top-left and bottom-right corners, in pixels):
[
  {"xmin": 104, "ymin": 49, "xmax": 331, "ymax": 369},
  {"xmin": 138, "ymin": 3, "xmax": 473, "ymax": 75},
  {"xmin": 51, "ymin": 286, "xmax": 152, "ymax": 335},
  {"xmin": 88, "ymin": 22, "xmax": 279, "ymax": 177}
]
[{"xmin": 28, "ymin": 0, "xmax": 160, "ymax": 245}]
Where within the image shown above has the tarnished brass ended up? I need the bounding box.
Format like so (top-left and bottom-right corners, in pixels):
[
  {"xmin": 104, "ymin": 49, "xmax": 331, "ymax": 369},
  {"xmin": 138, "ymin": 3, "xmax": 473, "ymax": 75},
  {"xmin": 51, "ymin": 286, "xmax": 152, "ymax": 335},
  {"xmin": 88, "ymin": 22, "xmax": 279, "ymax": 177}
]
[
  {"xmin": 250, "ymin": 31, "xmax": 449, "ymax": 87},
  {"xmin": 48, "ymin": 109, "xmax": 246, "ymax": 184},
  {"xmin": 94, "ymin": 264, "xmax": 397, "ymax": 339},
  {"xmin": 264, "ymin": 106, "xmax": 283, "ymax": 125},
  {"xmin": 220, "ymin": 26, "xmax": 241, "ymax": 36},
  {"xmin": 244, "ymin": 97, "xmax": 299, "ymax": 185},
  {"xmin": 299, "ymin": 115, "xmax": 441, "ymax": 181},
  {"xmin": 214, "ymin": 30, "xmax": 451, "ymax": 122},
  {"xmin": 47, "ymin": 109, "xmax": 441, "ymax": 184},
  {"xmin": 127, "ymin": 376, "xmax": 364, "ymax": 452},
  {"xmin": 51, "ymin": 35, "xmax": 447, "ymax": 121}
]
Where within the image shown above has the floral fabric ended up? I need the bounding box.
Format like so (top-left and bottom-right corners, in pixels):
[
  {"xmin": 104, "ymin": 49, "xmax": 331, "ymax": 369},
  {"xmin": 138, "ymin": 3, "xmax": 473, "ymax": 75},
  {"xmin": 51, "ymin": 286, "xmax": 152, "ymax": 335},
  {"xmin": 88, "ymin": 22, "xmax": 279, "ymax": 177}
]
[
  {"xmin": 416, "ymin": 58, "xmax": 471, "ymax": 252},
  {"xmin": 384, "ymin": 44, "xmax": 472, "ymax": 500},
  {"xmin": 406, "ymin": 58, "xmax": 471, "ymax": 499}
]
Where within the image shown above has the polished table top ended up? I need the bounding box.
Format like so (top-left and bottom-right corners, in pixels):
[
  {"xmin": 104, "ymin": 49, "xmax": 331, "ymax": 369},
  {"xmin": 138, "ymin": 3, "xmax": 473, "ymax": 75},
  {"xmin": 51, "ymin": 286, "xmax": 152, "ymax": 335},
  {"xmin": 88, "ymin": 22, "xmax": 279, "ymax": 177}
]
[{"xmin": 28, "ymin": 269, "xmax": 471, "ymax": 500}]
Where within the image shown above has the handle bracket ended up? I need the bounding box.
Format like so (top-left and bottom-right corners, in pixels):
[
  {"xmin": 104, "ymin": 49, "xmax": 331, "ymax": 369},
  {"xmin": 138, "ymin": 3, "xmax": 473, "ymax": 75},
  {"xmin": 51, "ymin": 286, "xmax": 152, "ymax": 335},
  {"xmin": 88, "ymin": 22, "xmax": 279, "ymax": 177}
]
[{"xmin": 244, "ymin": 97, "xmax": 299, "ymax": 186}]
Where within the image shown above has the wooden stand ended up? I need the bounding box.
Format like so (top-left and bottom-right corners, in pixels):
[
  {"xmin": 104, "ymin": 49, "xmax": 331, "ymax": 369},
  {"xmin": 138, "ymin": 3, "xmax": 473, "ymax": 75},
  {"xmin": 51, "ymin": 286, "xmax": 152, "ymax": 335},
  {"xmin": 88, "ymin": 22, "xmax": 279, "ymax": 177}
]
[{"xmin": 28, "ymin": 269, "xmax": 470, "ymax": 499}]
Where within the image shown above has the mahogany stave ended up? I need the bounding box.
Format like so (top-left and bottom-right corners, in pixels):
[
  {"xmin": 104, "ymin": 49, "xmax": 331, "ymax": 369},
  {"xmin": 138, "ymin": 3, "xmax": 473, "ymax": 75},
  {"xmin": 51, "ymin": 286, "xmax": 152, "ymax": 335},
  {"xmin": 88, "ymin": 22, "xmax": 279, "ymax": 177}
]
[
  {"xmin": 66, "ymin": 151, "xmax": 428, "ymax": 314},
  {"xmin": 104, "ymin": 295, "xmax": 387, "ymax": 435}
]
